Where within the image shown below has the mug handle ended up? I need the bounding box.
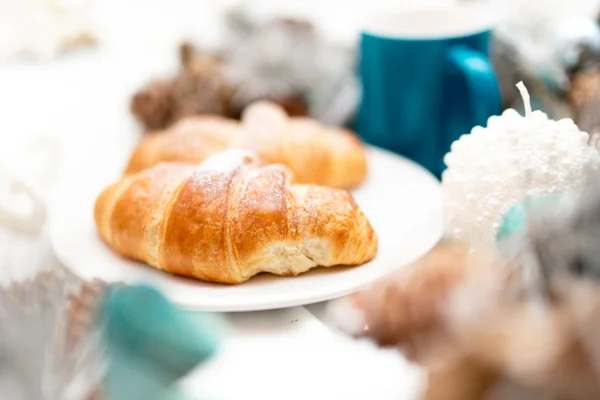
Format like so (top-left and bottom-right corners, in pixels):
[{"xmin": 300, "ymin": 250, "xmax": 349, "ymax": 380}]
[{"xmin": 447, "ymin": 45, "xmax": 502, "ymax": 127}]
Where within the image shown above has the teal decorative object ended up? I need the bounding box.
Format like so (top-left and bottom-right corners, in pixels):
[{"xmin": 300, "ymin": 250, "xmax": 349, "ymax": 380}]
[
  {"xmin": 496, "ymin": 194, "xmax": 575, "ymax": 242},
  {"xmin": 100, "ymin": 285, "xmax": 225, "ymax": 400},
  {"xmin": 497, "ymin": 201, "xmax": 528, "ymax": 242}
]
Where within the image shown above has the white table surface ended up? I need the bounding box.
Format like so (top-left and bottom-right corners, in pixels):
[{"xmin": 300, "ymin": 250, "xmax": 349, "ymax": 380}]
[{"xmin": 0, "ymin": 2, "xmax": 446, "ymax": 398}]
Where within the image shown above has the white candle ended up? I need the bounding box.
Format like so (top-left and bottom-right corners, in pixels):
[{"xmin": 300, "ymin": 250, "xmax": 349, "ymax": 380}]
[{"xmin": 442, "ymin": 82, "xmax": 600, "ymax": 252}]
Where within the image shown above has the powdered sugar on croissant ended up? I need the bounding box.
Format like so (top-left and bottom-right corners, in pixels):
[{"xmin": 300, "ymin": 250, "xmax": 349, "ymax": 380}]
[{"xmin": 197, "ymin": 149, "xmax": 258, "ymax": 174}]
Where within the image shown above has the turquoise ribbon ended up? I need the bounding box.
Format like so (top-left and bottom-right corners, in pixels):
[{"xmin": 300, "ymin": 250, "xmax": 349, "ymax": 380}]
[
  {"xmin": 496, "ymin": 194, "xmax": 574, "ymax": 242},
  {"xmin": 99, "ymin": 285, "xmax": 225, "ymax": 400}
]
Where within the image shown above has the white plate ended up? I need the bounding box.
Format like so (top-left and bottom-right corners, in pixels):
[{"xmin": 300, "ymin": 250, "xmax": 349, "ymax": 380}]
[{"xmin": 50, "ymin": 146, "xmax": 443, "ymax": 312}]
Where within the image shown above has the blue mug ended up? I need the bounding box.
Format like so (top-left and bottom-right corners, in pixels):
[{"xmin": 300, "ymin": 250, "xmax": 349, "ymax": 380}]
[{"xmin": 356, "ymin": 4, "xmax": 501, "ymax": 179}]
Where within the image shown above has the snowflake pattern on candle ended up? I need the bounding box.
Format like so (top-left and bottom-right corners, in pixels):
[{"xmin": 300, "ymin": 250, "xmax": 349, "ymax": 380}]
[{"xmin": 442, "ymin": 82, "xmax": 600, "ymax": 252}]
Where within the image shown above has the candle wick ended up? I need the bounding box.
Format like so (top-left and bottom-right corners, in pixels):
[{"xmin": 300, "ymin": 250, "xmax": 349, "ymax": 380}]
[{"xmin": 516, "ymin": 81, "xmax": 532, "ymax": 117}]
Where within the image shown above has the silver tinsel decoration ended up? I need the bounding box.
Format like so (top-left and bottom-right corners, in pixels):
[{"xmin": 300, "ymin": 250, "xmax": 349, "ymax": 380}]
[
  {"xmin": 0, "ymin": 134, "xmax": 105, "ymax": 399},
  {"xmin": 219, "ymin": 2, "xmax": 359, "ymax": 126},
  {"xmin": 491, "ymin": 0, "xmax": 600, "ymax": 128},
  {"xmin": 499, "ymin": 170, "xmax": 600, "ymax": 284},
  {"xmin": 0, "ymin": 215, "xmax": 106, "ymax": 399},
  {"xmin": 493, "ymin": 169, "xmax": 600, "ymax": 394}
]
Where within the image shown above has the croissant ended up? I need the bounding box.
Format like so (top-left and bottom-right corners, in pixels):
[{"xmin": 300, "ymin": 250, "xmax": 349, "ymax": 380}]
[
  {"xmin": 95, "ymin": 150, "xmax": 378, "ymax": 284},
  {"xmin": 125, "ymin": 115, "xmax": 239, "ymax": 173},
  {"xmin": 123, "ymin": 101, "xmax": 368, "ymax": 189}
]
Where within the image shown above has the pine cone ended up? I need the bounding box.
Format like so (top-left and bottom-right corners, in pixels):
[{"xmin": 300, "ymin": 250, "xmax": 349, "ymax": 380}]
[
  {"xmin": 567, "ymin": 67, "xmax": 600, "ymax": 135},
  {"xmin": 130, "ymin": 43, "xmax": 234, "ymax": 131},
  {"xmin": 272, "ymin": 93, "xmax": 308, "ymax": 117},
  {"xmin": 66, "ymin": 279, "xmax": 108, "ymax": 347},
  {"xmin": 173, "ymin": 43, "xmax": 234, "ymax": 120},
  {"xmin": 130, "ymin": 78, "xmax": 176, "ymax": 131},
  {"xmin": 568, "ymin": 68, "xmax": 600, "ymax": 108}
]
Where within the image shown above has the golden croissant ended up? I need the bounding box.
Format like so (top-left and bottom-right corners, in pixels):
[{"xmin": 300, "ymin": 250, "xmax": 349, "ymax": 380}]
[
  {"xmin": 124, "ymin": 101, "xmax": 368, "ymax": 189},
  {"xmin": 95, "ymin": 150, "xmax": 378, "ymax": 284}
]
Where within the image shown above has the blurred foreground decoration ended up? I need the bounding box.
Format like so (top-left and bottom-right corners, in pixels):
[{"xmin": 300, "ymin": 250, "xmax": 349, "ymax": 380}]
[
  {"xmin": 329, "ymin": 225, "xmax": 600, "ymax": 399},
  {"xmin": 101, "ymin": 285, "xmax": 224, "ymax": 400},
  {"xmin": 0, "ymin": 224, "xmax": 106, "ymax": 399},
  {"xmin": 130, "ymin": 4, "xmax": 358, "ymax": 132},
  {"xmin": 0, "ymin": 233, "xmax": 224, "ymax": 400},
  {"xmin": 0, "ymin": 180, "xmax": 223, "ymax": 399}
]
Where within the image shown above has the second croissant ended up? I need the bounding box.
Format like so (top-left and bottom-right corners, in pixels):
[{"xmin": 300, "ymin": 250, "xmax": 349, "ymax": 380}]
[{"xmin": 124, "ymin": 101, "xmax": 368, "ymax": 190}]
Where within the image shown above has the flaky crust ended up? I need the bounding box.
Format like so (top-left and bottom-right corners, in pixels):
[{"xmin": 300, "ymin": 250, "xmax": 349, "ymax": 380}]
[
  {"xmin": 123, "ymin": 102, "xmax": 368, "ymax": 189},
  {"xmin": 95, "ymin": 151, "xmax": 378, "ymax": 284}
]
